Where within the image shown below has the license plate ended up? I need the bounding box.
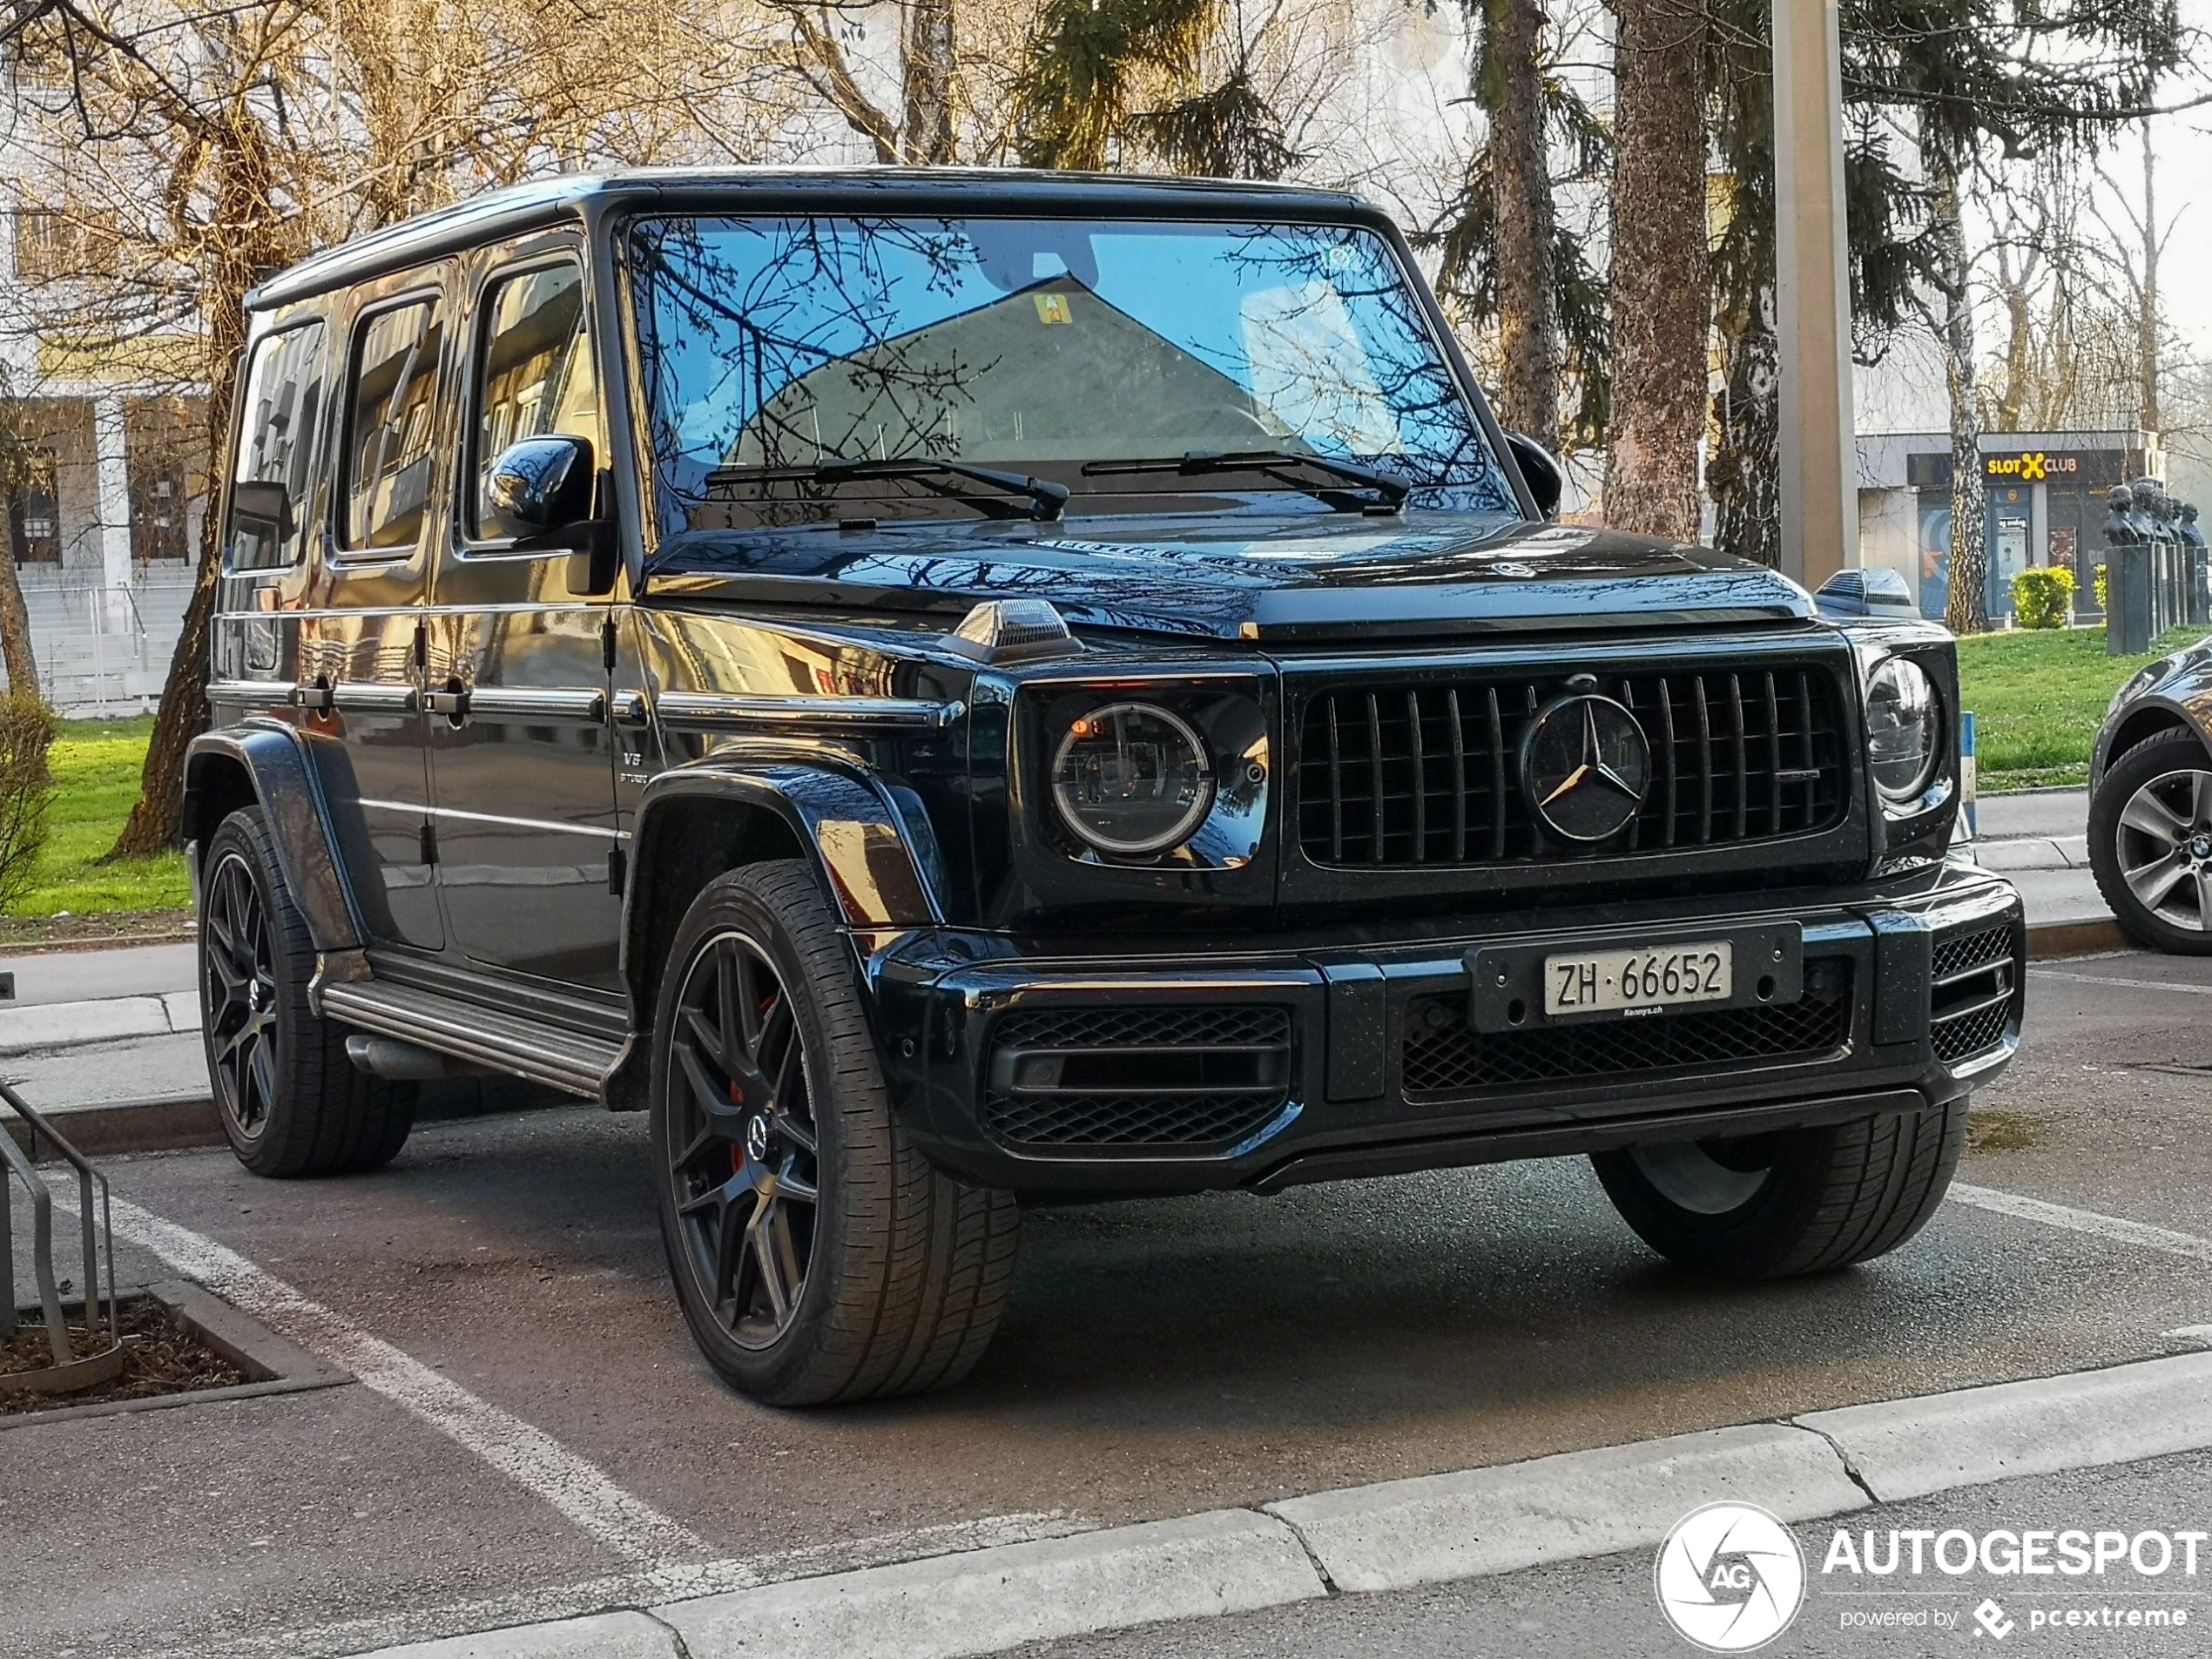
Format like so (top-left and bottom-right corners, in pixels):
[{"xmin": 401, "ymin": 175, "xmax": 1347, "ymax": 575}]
[{"xmin": 1543, "ymin": 941, "xmax": 1733, "ymax": 1017}]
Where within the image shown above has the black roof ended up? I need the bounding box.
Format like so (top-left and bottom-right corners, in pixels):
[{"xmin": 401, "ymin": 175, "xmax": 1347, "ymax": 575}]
[{"xmin": 247, "ymin": 168, "xmax": 1383, "ymax": 310}]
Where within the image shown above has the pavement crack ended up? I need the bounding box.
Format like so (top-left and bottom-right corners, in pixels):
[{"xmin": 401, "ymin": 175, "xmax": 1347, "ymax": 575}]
[
  {"xmin": 641, "ymin": 1605, "xmax": 698, "ymax": 1659},
  {"xmin": 1261, "ymin": 1507, "xmax": 1342, "ymax": 1596},
  {"xmin": 1796, "ymin": 1420, "xmax": 1881, "ymax": 1507}
]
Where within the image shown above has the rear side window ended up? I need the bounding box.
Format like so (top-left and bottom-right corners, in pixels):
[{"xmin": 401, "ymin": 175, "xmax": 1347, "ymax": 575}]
[
  {"xmin": 472, "ymin": 262, "xmax": 601, "ymax": 538},
  {"xmin": 228, "ymin": 320, "xmax": 330, "ymax": 570},
  {"xmin": 343, "ymin": 297, "xmax": 445, "ymax": 550}
]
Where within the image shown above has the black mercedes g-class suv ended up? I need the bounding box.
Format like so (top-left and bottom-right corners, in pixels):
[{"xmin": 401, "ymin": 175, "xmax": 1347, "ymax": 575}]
[{"xmin": 190, "ymin": 171, "xmax": 2024, "ymax": 1405}]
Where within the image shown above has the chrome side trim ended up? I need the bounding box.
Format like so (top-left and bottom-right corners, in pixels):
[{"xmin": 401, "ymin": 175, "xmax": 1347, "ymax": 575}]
[
  {"xmin": 610, "ymin": 689, "xmax": 651, "ymax": 727},
  {"xmin": 464, "ymin": 687, "xmax": 606, "ymax": 721},
  {"xmin": 206, "ymin": 679, "xmax": 288, "ymax": 705},
  {"xmin": 331, "ymin": 683, "xmax": 420, "ymax": 714},
  {"xmin": 654, "ymin": 692, "xmax": 962, "ymax": 733}
]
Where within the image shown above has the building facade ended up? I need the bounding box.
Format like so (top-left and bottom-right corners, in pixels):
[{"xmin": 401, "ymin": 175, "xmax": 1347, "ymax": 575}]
[{"xmin": 1858, "ymin": 429, "xmax": 2160, "ymax": 623}]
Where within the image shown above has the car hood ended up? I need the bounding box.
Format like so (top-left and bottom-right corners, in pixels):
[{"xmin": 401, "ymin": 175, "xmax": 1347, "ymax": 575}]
[{"xmin": 642, "ymin": 512, "xmax": 1816, "ymax": 642}]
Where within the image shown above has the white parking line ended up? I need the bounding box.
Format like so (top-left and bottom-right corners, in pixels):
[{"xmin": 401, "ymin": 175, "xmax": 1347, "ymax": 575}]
[
  {"xmin": 90, "ymin": 1191, "xmax": 710, "ymax": 1567},
  {"xmin": 1950, "ymin": 1183, "xmax": 2212, "ymax": 1264},
  {"xmin": 2031, "ymin": 967, "xmax": 2212, "ymax": 997}
]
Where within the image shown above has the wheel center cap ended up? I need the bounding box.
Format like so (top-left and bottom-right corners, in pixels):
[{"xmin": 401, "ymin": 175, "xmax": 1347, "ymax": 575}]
[
  {"xmin": 745, "ymin": 1114, "xmax": 772, "ymax": 1163},
  {"xmin": 2191, "ymin": 835, "xmax": 2211, "ymax": 860}
]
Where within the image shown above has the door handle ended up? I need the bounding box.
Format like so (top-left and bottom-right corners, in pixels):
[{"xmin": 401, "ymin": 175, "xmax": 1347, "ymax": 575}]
[{"xmin": 422, "ymin": 688, "xmax": 469, "ymax": 717}]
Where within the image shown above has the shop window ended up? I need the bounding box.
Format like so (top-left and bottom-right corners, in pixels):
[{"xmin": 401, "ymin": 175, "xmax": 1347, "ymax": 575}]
[{"xmin": 5, "ymin": 450, "xmax": 60, "ymax": 564}]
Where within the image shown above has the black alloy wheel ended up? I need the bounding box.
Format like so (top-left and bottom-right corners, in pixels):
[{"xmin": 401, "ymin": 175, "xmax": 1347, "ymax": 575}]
[
  {"xmin": 202, "ymin": 847, "xmax": 281, "ymax": 1143},
  {"xmin": 664, "ymin": 928, "xmax": 821, "ymax": 1347},
  {"xmin": 195, "ymin": 807, "xmax": 415, "ymax": 1177},
  {"xmin": 650, "ymin": 861, "xmax": 1021, "ymax": 1406}
]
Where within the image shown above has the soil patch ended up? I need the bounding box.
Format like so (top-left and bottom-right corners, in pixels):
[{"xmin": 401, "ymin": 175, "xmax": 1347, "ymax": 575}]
[
  {"xmin": 2, "ymin": 1296, "xmax": 246, "ymax": 1413},
  {"xmin": 0, "ymin": 908, "xmax": 194, "ymax": 950},
  {"xmin": 1967, "ymin": 1109, "xmax": 2046, "ymax": 1154}
]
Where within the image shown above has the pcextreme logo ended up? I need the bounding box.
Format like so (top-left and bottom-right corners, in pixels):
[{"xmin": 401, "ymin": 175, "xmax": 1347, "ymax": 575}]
[{"xmin": 1656, "ymin": 1503, "xmax": 1808, "ymax": 1651}]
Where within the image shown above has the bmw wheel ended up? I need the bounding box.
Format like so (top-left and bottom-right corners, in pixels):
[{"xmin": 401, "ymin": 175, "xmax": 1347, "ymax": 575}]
[{"xmin": 2089, "ymin": 730, "xmax": 2212, "ymax": 954}]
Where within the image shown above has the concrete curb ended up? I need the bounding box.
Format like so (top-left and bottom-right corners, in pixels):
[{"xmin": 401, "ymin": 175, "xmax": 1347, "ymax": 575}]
[
  {"xmin": 656, "ymin": 1508, "xmax": 1325, "ymax": 1659},
  {"xmin": 1798, "ymin": 1351, "xmax": 2212, "ymax": 1503},
  {"xmin": 0, "ymin": 991, "xmax": 190, "ymax": 1055},
  {"xmin": 1265, "ymin": 1422, "xmax": 1866, "ymax": 1594},
  {"xmin": 2, "ymin": 1092, "xmax": 219, "ymax": 1158},
  {"xmin": 334, "ymin": 1345, "xmax": 2212, "ymax": 1659},
  {"xmin": 2025, "ymin": 916, "xmax": 2127, "ymax": 959}
]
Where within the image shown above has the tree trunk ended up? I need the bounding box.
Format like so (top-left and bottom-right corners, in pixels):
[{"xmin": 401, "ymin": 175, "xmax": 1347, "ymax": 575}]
[
  {"xmin": 1929, "ymin": 133, "xmax": 1987, "ymax": 636},
  {"xmin": 1481, "ymin": 0, "xmax": 1559, "ymax": 448},
  {"xmin": 2139, "ymin": 120, "xmax": 2160, "ymax": 436},
  {"xmin": 1710, "ymin": 291, "xmax": 1780, "ymax": 569},
  {"xmin": 108, "ymin": 124, "xmax": 273, "ymax": 860},
  {"xmin": 1604, "ymin": 0, "xmax": 1706, "ymax": 541},
  {"xmin": 0, "ymin": 543, "xmax": 39, "ymax": 702},
  {"xmin": 900, "ymin": 0, "xmax": 958, "ymax": 164}
]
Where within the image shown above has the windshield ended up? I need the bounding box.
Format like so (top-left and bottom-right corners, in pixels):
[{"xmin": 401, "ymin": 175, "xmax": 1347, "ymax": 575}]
[{"xmin": 627, "ymin": 215, "xmax": 1516, "ymax": 536}]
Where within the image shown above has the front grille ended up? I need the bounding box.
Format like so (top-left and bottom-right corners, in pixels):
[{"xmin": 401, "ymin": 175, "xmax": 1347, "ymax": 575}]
[
  {"xmin": 981, "ymin": 1006, "xmax": 1291, "ymax": 1149},
  {"xmin": 1929, "ymin": 921, "xmax": 2017, "ymax": 1065},
  {"xmin": 1297, "ymin": 665, "xmax": 1847, "ymax": 867},
  {"xmin": 1932, "ymin": 923, "xmax": 2012, "ymax": 983},
  {"xmin": 1932, "ymin": 1000, "xmax": 2010, "ymax": 1063},
  {"xmin": 1400, "ymin": 961, "xmax": 1855, "ymax": 1096}
]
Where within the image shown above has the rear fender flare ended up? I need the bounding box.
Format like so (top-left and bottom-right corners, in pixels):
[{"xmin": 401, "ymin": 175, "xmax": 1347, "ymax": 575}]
[{"xmin": 184, "ymin": 725, "xmax": 366, "ymax": 952}]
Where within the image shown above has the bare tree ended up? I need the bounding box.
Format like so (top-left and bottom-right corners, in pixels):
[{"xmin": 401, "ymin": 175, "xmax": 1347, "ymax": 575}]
[{"xmin": 1603, "ymin": 0, "xmax": 1705, "ymax": 541}]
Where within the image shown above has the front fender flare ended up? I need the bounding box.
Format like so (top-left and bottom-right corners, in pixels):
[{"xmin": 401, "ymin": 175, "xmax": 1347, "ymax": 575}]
[
  {"xmin": 630, "ymin": 761, "xmax": 945, "ymax": 934},
  {"xmin": 185, "ymin": 724, "xmax": 366, "ymax": 952}
]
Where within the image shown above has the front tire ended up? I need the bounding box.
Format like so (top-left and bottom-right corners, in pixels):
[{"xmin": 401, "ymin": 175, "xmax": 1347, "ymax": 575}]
[
  {"xmin": 2088, "ymin": 729, "xmax": 2212, "ymax": 954},
  {"xmin": 198, "ymin": 807, "xmax": 416, "ymax": 1177},
  {"xmin": 1591, "ymin": 1103, "xmax": 1966, "ymax": 1278},
  {"xmin": 651, "ymin": 860, "xmax": 1021, "ymax": 1405}
]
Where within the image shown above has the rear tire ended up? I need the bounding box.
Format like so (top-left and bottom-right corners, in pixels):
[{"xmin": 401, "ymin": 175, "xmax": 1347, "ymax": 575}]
[
  {"xmin": 1591, "ymin": 1103, "xmax": 1966, "ymax": 1278},
  {"xmin": 198, "ymin": 807, "xmax": 417, "ymax": 1177},
  {"xmin": 651, "ymin": 860, "xmax": 1021, "ymax": 1405}
]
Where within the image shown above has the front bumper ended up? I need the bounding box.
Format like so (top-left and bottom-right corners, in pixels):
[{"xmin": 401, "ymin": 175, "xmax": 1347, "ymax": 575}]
[{"xmin": 869, "ymin": 862, "xmax": 2023, "ymax": 1196}]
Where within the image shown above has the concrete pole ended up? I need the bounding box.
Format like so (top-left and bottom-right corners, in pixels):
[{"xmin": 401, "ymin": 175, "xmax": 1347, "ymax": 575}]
[
  {"xmin": 1771, "ymin": 0, "xmax": 1858, "ymax": 588},
  {"xmin": 91, "ymin": 395, "xmax": 135, "ymax": 635}
]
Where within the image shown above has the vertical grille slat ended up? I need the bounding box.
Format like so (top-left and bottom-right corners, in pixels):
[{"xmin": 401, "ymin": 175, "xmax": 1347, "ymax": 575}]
[
  {"xmin": 1366, "ymin": 691, "xmax": 1385, "ymax": 866},
  {"xmin": 1729, "ymin": 674, "xmax": 1749, "ymax": 840},
  {"xmin": 1407, "ymin": 690, "xmax": 1427, "ymax": 862},
  {"xmin": 1447, "ymin": 688, "xmax": 1468, "ymax": 862},
  {"xmin": 1486, "ymin": 687, "xmax": 1507, "ymax": 861},
  {"xmin": 1693, "ymin": 678, "xmax": 1715, "ymax": 844},
  {"xmin": 1298, "ymin": 660, "xmax": 1849, "ymax": 869},
  {"xmin": 1761, "ymin": 672, "xmax": 1780, "ymax": 833},
  {"xmin": 1326, "ymin": 698, "xmax": 1344, "ymax": 863}
]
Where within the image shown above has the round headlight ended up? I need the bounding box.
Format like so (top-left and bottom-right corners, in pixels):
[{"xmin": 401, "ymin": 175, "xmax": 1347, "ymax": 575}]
[
  {"xmin": 1052, "ymin": 702, "xmax": 1215, "ymax": 856},
  {"xmin": 1866, "ymin": 657, "xmax": 1940, "ymax": 803}
]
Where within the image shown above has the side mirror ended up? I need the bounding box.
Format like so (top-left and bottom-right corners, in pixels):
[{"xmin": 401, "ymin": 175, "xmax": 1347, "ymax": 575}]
[
  {"xmin": 486, "ymin": 435, "xmax": 596, "ymax": 535},
  {"xmin": 1502, "ymin": 430, "xmax": 1564, "ymax": 520},
  {"xmin": 228, "ymin": 479, "xmax": 293, "ymax": 542}
]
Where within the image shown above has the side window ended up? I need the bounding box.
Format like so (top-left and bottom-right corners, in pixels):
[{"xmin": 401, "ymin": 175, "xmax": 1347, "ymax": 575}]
[
  {"xmin": 228, "ymin": 320, "xmax": 329, "ymax": 570},
  {"xmin": 344, "ymin": 297, "xmax": 444, "ymax": 551},
  {"xmin": 472, "ymin": 261, "xmax": 600, "ymax": 539}
]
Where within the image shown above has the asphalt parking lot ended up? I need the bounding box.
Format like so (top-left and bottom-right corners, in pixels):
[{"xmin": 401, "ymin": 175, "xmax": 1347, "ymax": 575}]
[{"xmin": 6, "ymin": 947, "xmax": 2212, "ymax": 1658}]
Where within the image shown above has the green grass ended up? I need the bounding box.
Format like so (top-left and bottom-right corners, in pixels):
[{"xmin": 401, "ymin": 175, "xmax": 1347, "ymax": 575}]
[
  {"xmin": 1957, "ymin": 624, "xmax": 2203, "ymax": 792},
  {"xmin": 15, "ymin": 714, "xmax": 190, "ymax": 918}
]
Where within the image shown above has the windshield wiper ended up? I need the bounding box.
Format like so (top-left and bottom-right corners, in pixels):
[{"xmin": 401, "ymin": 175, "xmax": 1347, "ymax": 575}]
[
  {"xmin": 1081, "ymin": 449, "xmax": 1411, "ymax": 512},
  {"xmin": 705, "ymin": 458, "xmax": 1069, "ymax": 523}
]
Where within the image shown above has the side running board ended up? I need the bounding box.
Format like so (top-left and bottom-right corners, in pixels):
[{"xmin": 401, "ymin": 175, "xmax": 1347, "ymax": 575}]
[{"xmin": 319, "ymin": 979, "xmax": 624, "ymax": 1099}]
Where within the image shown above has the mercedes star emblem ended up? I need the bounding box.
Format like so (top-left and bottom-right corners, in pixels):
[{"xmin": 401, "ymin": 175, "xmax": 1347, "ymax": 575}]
[{"xmin": 1519, "ymin": 693, "xmax": 1652, "ymax": 842}]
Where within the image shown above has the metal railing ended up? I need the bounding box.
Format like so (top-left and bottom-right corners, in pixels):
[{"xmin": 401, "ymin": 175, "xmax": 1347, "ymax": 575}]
[{"xmin": 2, "ymin": 1082, "xmax": 120, "ymax": 1396}]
